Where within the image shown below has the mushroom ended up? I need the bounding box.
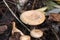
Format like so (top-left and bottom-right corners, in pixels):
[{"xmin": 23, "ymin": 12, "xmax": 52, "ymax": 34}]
[
  {"xmin": 20, "ymin": 9, "xmax": 46, "ymax": 38},
  {"xmin": 20, "ymin": 6, "xmax": 47, "ymax": 26},
  {"xmin": 3, "ymin": 0, "xmax": 46, "ymax": 38},
  {"xmin": 30, "ymin": 29, "xmax": 43, "ymax": 38},
  {"xmin": 12, "ymin": 22, "xmax": 30, "ymax": 40},
  {"xmin": 20, "ymin": 35, "xmax": 30, "ymax": 40},
  {"xmin": 3, "ymin": 0, "xmax": 30, "ymax": 39},
  {"xmin": 20, "ymin": 10, "xmax": 46, "ymax": 25},
  {"xmin": 12, "ymin": 22, "xmax": 24, "ymax": 35}
]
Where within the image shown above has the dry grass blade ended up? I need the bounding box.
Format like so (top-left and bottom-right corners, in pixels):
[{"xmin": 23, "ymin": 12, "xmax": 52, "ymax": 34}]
[{"xmin": 3, "ymin": 0, "xmax": 30, "ymax": 32}]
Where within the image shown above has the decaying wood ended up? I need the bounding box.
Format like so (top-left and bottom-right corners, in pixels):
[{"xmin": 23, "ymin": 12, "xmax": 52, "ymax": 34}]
[{"xmin": 48, "ymin": 13, "xmax": 60, "ymax": 22}]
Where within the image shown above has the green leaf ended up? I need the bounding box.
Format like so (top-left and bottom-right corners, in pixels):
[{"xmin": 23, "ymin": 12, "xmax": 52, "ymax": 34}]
[{"xmin": 45, "ymin": 1, "xmax": 59, "ymax": 10}]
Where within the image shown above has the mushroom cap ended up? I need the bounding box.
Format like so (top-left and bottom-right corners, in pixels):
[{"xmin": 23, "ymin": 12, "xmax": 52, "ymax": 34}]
[
  {"xmin": 30, "ymin": 29, "xmax": 43, "ymax": 38},
  {"xmin": 20, "ymin": 10, "xmax": 45, "ymax": 25},
  {"xmin": 20, "ymin": 35, "xmax": 30, "ymax": 40}
]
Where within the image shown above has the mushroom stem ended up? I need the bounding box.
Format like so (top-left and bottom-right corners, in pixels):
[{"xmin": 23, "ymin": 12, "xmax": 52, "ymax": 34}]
[
  {"xmin": 12, "ymin": 22, "xmax": 31, "ymax": 40},
  {"xmin": 40, "ymin": 28, "xmax": 49, "ymax": 31},
  {"xmin": 12, "ymin": 22, "xmax": 24, "ymax": 36},
  {"xmin": 30, "ymin": 25, "xmax": 38, "ymax": 29},
  {"xmin": 20, "ymin": 35, "xmax": 31, "ymax": 40}
]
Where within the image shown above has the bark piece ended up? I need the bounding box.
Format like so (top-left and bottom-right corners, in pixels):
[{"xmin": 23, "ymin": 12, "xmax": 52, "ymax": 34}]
[{"xmin": 48, "ymin": 13, "xmax": 60, "ymax": 22}]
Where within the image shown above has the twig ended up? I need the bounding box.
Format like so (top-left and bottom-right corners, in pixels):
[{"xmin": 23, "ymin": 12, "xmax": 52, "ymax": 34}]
[
  {"xmin": 7, "ymin": 1, "xmax": 16, "ymax": 5},
  {"xmin": 3, "ymin": 0, "xmax": 30, "ymax": 32}
]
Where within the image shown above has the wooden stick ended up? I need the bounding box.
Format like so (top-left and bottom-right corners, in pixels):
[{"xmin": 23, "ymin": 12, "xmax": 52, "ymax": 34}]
[{"xmin": 3, "ymin": 0, "xmax": 30, "ymax": 32}]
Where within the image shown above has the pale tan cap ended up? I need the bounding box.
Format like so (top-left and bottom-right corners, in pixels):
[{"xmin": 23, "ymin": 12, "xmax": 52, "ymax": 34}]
[
  {"xmin": 20, "ymin": 10, "xmax": 46, "ymax": 25},
  {"xmin": 20, "ymin": 35, "xmax": 30, "ymax": 40},
  {"xmin": 30, "ymin": 29, "xmax": 43, "ymax": 38}
]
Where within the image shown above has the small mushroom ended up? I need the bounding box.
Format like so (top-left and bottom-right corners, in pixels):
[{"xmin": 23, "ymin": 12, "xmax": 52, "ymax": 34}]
[
  {"xmin": 20, "ymin": 35, "xmax": 30, "ymax": 40},
  {"xmin": 30, "ymin": 29, "xmax": 43, "ymax": 38},
  {"xmin": 12, "ymin": 22, "xmax": 31, "ymax": 40},
  {"xmin": 20, "ymin": 10, "xmax": 46, "ymax": 25},
  {"xmin": 12, "ymin": 22, "xmax": 24, "ymax": 35}
]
